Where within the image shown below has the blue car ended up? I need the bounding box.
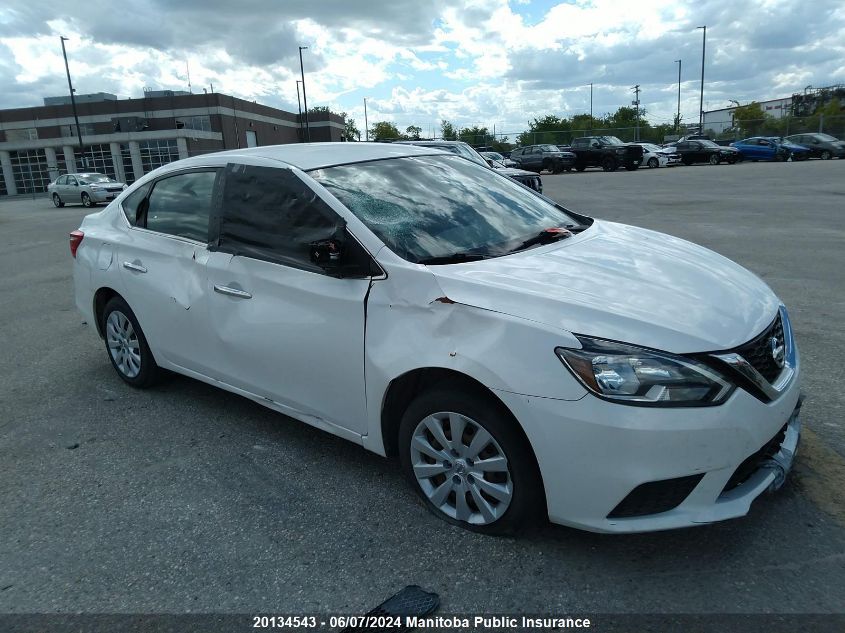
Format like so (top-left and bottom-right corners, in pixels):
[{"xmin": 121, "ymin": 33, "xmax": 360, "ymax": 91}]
[
  {"xmin": 730, "ymin": 137, "xmax": 805, "ymax": 162},
  {"xmin": 773, "ymin": 138, "xmax": 812, "ymax": 161}
]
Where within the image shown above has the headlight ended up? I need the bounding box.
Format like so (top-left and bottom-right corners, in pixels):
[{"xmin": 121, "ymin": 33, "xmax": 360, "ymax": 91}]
[
  {"xmin": 90, "ymin": 185, "xmax": 102, "ymax": 191},
  {"xmin": 555, "ymin": 336, "xmax": 733, "ymax": 406},
  {"xmin": 615, "ymin": 148, "xmax": 625, "ymax": 154}
]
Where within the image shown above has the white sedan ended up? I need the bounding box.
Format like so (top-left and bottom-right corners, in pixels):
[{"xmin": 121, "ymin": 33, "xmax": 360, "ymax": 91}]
[
  {"xmin": 70, "ymin": 143, "xmax": 802, "ymax": 534},
  {"xmin": 638, "ymin": 143, "xmax": 681, "ymax": 168}
]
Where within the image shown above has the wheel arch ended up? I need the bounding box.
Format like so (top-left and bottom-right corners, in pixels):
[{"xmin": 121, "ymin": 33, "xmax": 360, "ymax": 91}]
[
  {"xmin": 380, "ymin": 366, "xmax": 549, "ymax": 517},
  {"xmin": 92, "ymin": 287, "xmax": 122, "ymax": 338}
]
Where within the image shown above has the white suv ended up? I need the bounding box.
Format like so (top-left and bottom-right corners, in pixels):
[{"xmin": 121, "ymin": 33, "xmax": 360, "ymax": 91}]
[{"xmin": 71, "ymin": 143, "xmax": 802, "ymax": 534}]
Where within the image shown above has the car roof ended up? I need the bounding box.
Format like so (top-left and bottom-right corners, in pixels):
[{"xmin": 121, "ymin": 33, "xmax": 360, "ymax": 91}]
[{"xmin": 174, "ymin": 142, "xmax": 445, "ymax": 171}]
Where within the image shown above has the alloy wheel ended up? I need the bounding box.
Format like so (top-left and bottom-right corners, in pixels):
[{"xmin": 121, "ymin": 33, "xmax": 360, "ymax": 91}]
[
  {"xmin": 647, "ymin": 157, "xmax": 658, "ymax": 168},
  {"xmin": 52, "ymin": 193, "xmax": 62, "ymax": 207},
  {"xmin": 82, "ymin": 192, "xmax": 92, "ymax": 207},
  {"xmin": 106, "ymin": 310, "xmax": 142, "ymax": 378},
  {"xmin": 410, "ymin": 411, "xmax": 513, "ymax": 526},
  {"xmin": 821, "ymin": 150, "xmax": 832, "ymax": 160}
]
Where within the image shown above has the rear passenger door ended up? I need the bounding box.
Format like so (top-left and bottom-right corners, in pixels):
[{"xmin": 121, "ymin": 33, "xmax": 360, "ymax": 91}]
[
  {"xmin": 205, "ymin": 162, "xmax": 374, "ymax": 435},
  {"xmin": 117, "ymin": 168, "xmax": 221, "ymax": 374}
]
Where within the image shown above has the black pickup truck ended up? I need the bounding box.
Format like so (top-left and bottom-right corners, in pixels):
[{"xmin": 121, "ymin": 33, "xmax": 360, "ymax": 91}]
[{"xmin": 569, "ymin": 136, "xmax": 644, "ymax": 172}]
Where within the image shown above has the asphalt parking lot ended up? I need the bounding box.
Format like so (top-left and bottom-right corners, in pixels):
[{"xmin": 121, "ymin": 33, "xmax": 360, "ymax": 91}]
[{"xmin": 1, "ymin": 160, "xmax": 844, "ymax": 617}]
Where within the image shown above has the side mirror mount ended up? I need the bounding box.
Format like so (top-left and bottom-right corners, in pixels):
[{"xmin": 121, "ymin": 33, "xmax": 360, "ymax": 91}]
[{"xmin": 309, "ymin": 237, "xmax": 343, "ymax": 272}]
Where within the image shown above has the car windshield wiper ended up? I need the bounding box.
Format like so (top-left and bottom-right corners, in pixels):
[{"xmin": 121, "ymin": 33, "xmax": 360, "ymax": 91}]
[
  {"xmin": 417, "ymin": 252, "xmax": 488, "ymax": 265},
  {"xmin": 508, "ymin": 227, "xmax": 575, "ymax": 254}
]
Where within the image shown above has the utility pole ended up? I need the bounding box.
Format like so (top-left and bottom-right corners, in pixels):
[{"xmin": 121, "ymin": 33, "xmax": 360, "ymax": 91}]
[
  {"xmin": 60, "ymin": 36, "xmax": 86, "ymax": 170},
  {"xmin": 296, "ymin": 80, "xmax": 304, "ymax": 142},
  {"xmin": 298, "ymin": 46, "xmax": 310, "ymax": 142},
  {"xmin": 675, "ymin": 60, "xmax": 682, "ymax": 133},
  {"xmin": 697, "ymin": 25, "xmax": 706, "ymax": 132},
  {"xmin": 632, "ymin": 85, "xmax": 640, "ymax": 141},
  {"xmin": 589, "ymin": 82, "xmax": 593, "ymax": 131},
  {"xmin": 364, "ymin": 97, "xmax": 369, "ymax": 141}
]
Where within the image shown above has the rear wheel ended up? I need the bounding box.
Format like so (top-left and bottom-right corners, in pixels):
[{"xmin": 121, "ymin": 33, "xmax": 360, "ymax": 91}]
[
  {"xmin": 821, "ymin": 150, "xmax": 832, "ymax": 160},
  {"xmin": 647, "ymin": 157, "xmax": 659, "ymax": 168},
  {"xmin": 541, "ymin": 159, "xmax": 553, "ymax": 173},
  {"xmin": 601, "ymin": 156, "xmax": 617, "ymax": 172},
  {"xmin": 102, "ymin": 296, "xmax": 161, "ymax": 388},
  {"xmin": 81, "ymin": 192, "xmax": 95, "ymax": 207},
  {"xmin": 398, "ymin": 388, "xmax": 543, "ymax": 535},
  {"xmin": 52, "ymin": 193, "xmax": 64, "ymax": 208}
]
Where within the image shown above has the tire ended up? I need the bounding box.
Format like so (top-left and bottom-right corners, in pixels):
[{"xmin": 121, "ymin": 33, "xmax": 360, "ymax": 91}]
[
  {"xmin": 647, "ymin": 157, "xmax": 659, "ymax": 168},
  {"xmin": 541, "ymin": 159, "xmax": 553, "ymax": 174},
  {"xmin": 624, "ymin": 162, "xmax": 639, "ymax": 171},
  {"xmin": 52, "ymin": 193, "xmax": 64, "ymax": 208},
  {"xmin": 601, "ymin": 156, "xmax": 617, "ymax": 172},
  {"xmin": 398, "ymin": 387, "xmax": 543, "ymax": 535},
  {"xmin": 81, "ymin": 192, "xmax": 95, "ymax": 207},
  {"xmin": 709, "ymin": 154, "xmax": 720, "ymax": 165},
  {"xmin": 682, "ymin": 157, "xmax": 693, "ymax": 166},
  {"xmin": 727, "ymin": 157, "xmax": 738, "ymax": 164},
  {"xmin": 574, "ymin": 163, "xmax": 586, "ymax": 172},
  {"xmin": 775, "ymin": 152, "xmax": 787, "ymax": 162},
  {"xmin": 821, "ymin": 150, "xmax": 832, "ymax": 160},
  {"xmin": 101, "ymin": 296, "xmax": 161, "ymax": 388}
]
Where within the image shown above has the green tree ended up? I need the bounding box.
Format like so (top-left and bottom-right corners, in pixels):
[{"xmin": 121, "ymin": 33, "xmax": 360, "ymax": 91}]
[
  {"xmin": 344, "ymin": 115, "xmax": 361, "ymax": 141},
  {"xmin": 405, "ymin": 125, "xmax": 422, "ymax": 140},
  {"xmin": 458, "ymin": 125, "xmax": 489, "ymax": 146},
  {"xmin": 730, "ymin": 102, "xmax": 766, "ymax": 137},
  {"xmin": 369, "ymin": 121, "xmax": 402, "ymax": 140},
  {"xmin": 440, "ymin": 119, "xmax": 457, "ymax": 140}
]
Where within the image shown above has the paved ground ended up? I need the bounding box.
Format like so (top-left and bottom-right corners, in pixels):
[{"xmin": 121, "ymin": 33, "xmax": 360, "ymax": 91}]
[{"xmin": 1, "ymin": 160, "xmax": 844, "ymax": 617}]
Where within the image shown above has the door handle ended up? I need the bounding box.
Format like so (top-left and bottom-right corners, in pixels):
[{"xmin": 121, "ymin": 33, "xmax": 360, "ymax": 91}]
[
  {"xmin": 214, "ymin": 285, "xmax": 252, "ymax": 299},
  {"xmin": 122, "ymin": 261, "xmax": 148, "ymax": 273}
]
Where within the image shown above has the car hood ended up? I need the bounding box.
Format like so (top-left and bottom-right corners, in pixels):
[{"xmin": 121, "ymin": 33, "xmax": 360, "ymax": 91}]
[{"xmin": 430, "ymin": 220, "xmax": 779, "ymax": 354}]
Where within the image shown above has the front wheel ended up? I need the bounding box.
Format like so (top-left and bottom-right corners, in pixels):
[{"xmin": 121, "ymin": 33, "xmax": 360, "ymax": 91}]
[
  {"xmin": 52, "ymin": 193, "xmax": 64, "ymax": 208},
  {"xmin": 709, "ymin": 154, "xmax": 720, "ymax": 165},
  {"xmin": 821, "ymin": 150, "xmax": 832, "ymax": 160},
  {"xmin": 647, "ymin": 157, "xmax": 659, "ymax": 168},
  {"xmin": 81, "ymin": 192, "xmax": 95, "ymax": 207},
  {"xmin": 102, "ymin": 297, "xmax": 161, "ymax": 388},
  {"xmin": 601, "ymin": 156, "xmax": 617, "ymax": 172},
  {"xmin": 398, "ymin": 388, "xmax": 543, "ymax": 535}
]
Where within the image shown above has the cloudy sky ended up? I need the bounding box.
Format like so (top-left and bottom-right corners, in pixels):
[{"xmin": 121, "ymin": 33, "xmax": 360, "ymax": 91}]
[{"xmin": 1, "ymin": 0, "xmax": 844, "ymax": 137}]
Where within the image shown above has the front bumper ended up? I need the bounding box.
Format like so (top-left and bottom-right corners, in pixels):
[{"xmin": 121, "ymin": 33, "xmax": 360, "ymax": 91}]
[{"xmin": 495, "ymin": 357, "xmax": 802, "ymax": 533}]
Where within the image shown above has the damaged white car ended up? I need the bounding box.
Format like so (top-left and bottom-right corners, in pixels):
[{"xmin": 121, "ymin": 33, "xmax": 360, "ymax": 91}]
[{"xmin": 71, "ymin": 143, "xmax": 802, "ymax": 534}]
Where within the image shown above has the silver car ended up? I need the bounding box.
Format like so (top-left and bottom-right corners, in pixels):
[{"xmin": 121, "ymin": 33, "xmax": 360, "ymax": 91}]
[{"xmin": 48, "ymin": 173, "xmax": 128, "ymax": 208}]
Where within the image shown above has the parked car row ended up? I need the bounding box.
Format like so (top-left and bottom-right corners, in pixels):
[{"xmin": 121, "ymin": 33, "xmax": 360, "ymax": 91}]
[{"xmin": 500, "ymin": 131, "xmax": 844, "ymax": 173}]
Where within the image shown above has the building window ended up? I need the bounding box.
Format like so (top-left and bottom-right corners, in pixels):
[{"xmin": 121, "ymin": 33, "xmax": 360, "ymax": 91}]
[
  {"xmin": 6, "ymin": 128, "xmax": 39, "ymax": 142},
  {"xmin": 139, "ymin": 139, "xmax": 180, "ymax": 174},
  {"xmin": 175, "ymin": 115, "xmax": 212, "ymax": 132},
  {"xmin": 62, "ymin": 123, "xmax": 97, "ymax": 138},
  {"xmin": 246, "ymin": 130, "xmax": 258, "ymax": 147},
  {"xmin": 74, "ymin": 144, "xmax": 117, "ymax": 180},
  {"xmin": 9, "ymin": 149, "xmax": 51, "ymax": 193},
  {"xmin": 121, "ymin": 144, "xmax": 136, "ymax": 184},
  {"xmin": 0, "ymin": 169, "xmax": 7, "ymax": 196}
]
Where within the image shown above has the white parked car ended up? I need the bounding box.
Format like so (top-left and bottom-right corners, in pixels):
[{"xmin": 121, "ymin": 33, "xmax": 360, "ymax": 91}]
[
  {"xmin": 70, "ymin": 143, "xmax": 802, "ymax": 534},
  {"xmin": 637, "ymin": 143, "xmax": 681, "ymax": 168},
  {"xmin": 48, "ymin": 173, "xmax": 128, "ymax": 207}
]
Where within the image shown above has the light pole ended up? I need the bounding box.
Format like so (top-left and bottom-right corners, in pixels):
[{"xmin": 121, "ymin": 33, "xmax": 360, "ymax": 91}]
[
  {"xmin": 632, "ymin": 84, "xmax": 640, "ymax": 141},
  {"xmin": 675, "ymin": 60, "xmax": 682, "ymax": 133},
  {"xmin": 589, "ymin": 82, "xmax": 593, "ymax": 131},
  {"xmin": 60, "ymin": 36, "xmax": 86, "ymax": 170},
  {"xmin": 696, "ymin": 25, "xmax": 706, "ymax": 132},
  {"xmin": 298, "ymin": 46, "xmax": 310, "ymax": 142},
  {"xmin": 295, "ymin": 80, "xmax": 303, "ymax": 142},
  {"xmin": 364, "ymin": 97, "xmax": 369, "ymax": 142}
]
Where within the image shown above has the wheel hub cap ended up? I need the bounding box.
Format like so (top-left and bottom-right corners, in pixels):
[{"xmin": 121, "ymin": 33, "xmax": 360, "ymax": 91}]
[
  {"xmin": 410, "ymin": 411, "xmax": 513, "ymax": 526},
  {"xmin": 106, "ymin": 311, "xmax": 141, "ymax": 378}
]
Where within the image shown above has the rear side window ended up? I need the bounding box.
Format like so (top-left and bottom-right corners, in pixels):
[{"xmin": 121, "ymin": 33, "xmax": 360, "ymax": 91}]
[
  {"xmin": 145, "ymin": 170, "xmax": 218, "ymax": 242},
  {"xmin": 121, "ymin": 183, "xmax": 150, "ymax": 226},
  {"xmin": 214, "ymin": 164, "xmax": 343, "ymax": 272},
  {"xmin": 56, "ymin": 176, "xmax": 67, "ymax": 185}
]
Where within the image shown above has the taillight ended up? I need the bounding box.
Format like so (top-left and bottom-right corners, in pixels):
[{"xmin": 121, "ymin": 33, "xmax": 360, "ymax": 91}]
[{"xmin": 69, "ymin": 230, "xmax": 84, "ymax": 258}]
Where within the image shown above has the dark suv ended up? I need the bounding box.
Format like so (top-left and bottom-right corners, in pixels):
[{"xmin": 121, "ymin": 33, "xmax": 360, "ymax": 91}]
[
  {"xmin": 569, "ymin": 136, "xmax": 643, "ymax": 171},
  {"xmin": 510, "ymin": 145, "xmax": 576, "ymax": 174}
]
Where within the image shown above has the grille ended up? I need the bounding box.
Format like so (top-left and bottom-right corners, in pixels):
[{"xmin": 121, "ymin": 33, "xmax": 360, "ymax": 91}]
[
  {"xmin": 607, "ymin": 474, "xmax": 704, "ymax": 519},
  {"xmin": 733, "ymin": 313, "xmax": 785, "ymax": 383},
  {"xmin": 722, "ymin": 423, "xmax": 787, "ymax": 492},
  {"xmin": 105, "ymin": 186, "xmax": 124, "ymax": 192}
]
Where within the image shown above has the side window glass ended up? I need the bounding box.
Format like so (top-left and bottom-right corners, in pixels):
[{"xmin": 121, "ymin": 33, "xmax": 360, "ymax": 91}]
[
  {"xmin": 216, "ymin": 164, "xmax": 344, "ymax": 272},
  {"xmin": 68, "ymin": 176, "xmax": 77, "ymax": 185},
  {"xmin": 57, "ymin": 176, "xmax": 66, "ymax": 185},
  {"xmin": 145, "ymin": 171, "xmax": 217, "ymax": 242},
  {"xmin": 121, "ymin": 183, "xmax": 151, "ymax": 226}
]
